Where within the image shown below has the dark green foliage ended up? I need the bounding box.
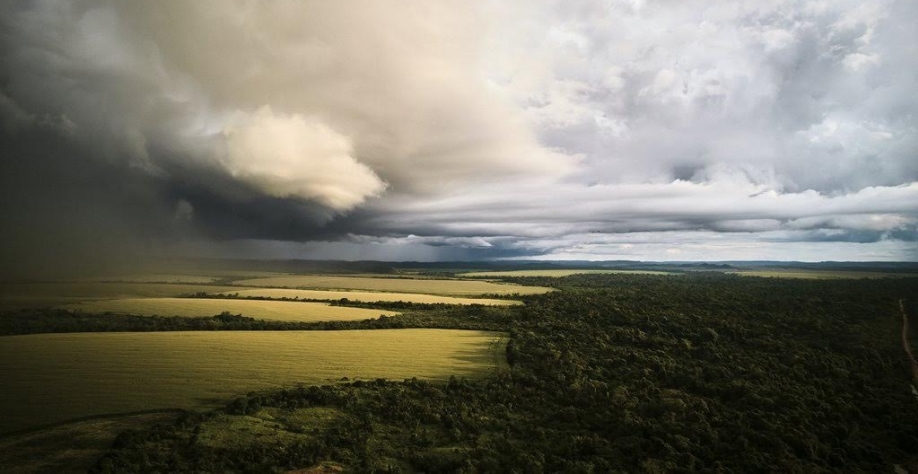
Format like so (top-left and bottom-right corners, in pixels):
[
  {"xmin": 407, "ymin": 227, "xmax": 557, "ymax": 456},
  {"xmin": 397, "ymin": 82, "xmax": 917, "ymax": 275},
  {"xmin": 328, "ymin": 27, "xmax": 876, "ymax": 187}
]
[
  {"xmin": 0, "ymin": 304, "xmax": 512, "ymax": 335},
  {"xmin": 90, "ymin": 275, "xmax": 918, "ymax": 472},
  {"xmin": 0, "ymin": 310, "xmax": 313, "ymax": 334}
]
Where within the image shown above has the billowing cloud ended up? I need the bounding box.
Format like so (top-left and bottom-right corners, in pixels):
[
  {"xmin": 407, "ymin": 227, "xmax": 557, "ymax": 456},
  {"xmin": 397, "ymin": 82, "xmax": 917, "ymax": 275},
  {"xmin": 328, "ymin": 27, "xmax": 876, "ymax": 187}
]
[
  {"xmin": 0, "ymin": 0, "xmax": 916, "ymax": 272},
  {"xmin": 0, "ymin": 1, "xmax": 574, "ymax": 206},
  {"xmin": 222, "ymin": 107, "xmax": 385, "ymax": 210}
]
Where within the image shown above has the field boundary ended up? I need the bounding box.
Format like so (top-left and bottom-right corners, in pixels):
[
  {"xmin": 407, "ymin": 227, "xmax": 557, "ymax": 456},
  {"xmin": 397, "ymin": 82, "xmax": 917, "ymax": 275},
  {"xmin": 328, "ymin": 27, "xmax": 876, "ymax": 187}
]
[{"xmin": 0, "ymin": 329, "xmax": 507, "ymax": 434}]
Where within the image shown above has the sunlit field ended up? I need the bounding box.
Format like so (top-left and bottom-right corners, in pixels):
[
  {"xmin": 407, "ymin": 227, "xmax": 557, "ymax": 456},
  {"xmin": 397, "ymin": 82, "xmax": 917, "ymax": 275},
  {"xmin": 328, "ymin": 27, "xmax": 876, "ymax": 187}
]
[
  {"xmin": 231, "ymin": 275, "xmax": 553, "ymax": 295},
  {"xmin": 461, "ymin": 269, "xmax": 675, "ymax": 277},
  {"xmin": 61, "ymin": 298, "xmax": 397, "ymax": 322},
  {"xmin": 215, "ymin": 288, "xmax": 522, "ymax": 306},
  {"xmin": 0, "ymin": 329, "xmax": 507, "ymax": 434}
]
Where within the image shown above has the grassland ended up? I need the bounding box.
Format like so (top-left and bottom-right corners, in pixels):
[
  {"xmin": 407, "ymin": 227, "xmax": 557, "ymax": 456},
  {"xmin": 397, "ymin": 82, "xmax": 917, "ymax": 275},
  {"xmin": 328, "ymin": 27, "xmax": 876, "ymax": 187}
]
[
  {"xmin": 188, "ymin": 406, "xmax": 349, "ymax": 454},
  {"xmin": 0, "ymin": 329, "xmax": 506, "ymax": 434},
  {"xmin": 230, "ymin": 275, "xmax": 553, "ymax": 295},
  {"xmin": 461, "ymin": 269, "xmax": 675, "ymax": 277},
  {"xmin": 727, "ymin": 269, "xmax": 914, "ymax": 279},
  {"xmin": 0, "ymin": 282, "xmax": 238, "ymax": 311},
  {"xmin": 215, "ymin": 288, "xmax": 522, "ymax": 306},
  {"xmin": 60, "ymin": 298, "xmax": 397, "ymax": 322}
]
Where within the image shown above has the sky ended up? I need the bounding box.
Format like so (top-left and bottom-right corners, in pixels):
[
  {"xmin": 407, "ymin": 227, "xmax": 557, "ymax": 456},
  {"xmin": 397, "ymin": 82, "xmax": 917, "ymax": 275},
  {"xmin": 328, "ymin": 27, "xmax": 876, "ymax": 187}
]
[{"xmin": 1, "ymin": 0, "xmax": 916, "ymax": 275}]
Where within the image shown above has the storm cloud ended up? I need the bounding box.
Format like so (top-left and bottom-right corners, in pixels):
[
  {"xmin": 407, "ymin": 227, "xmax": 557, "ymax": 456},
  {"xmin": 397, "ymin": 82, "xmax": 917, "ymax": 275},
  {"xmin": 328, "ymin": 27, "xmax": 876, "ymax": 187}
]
[{"xmin": 1, "ymin": 0, "xmax": 916, "ymax": 271}]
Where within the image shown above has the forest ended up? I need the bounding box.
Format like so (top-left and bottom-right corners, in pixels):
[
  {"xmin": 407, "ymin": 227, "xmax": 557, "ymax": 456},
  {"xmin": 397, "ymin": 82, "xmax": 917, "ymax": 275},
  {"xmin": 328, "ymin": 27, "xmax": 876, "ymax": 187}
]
[{"xmin": 71, "ymin": 273, "xmax": 918, "ymax": 472}]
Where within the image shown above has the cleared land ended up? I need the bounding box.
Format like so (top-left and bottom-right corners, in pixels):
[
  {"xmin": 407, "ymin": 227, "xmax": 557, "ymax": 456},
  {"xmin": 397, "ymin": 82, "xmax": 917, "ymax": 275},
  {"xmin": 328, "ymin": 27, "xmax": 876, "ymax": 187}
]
[
  {"xmin": 0, "ymin": 329, "xmax": 507, "ymax": 434},
  {"xmin": 61, "ymin": 298, "xmax": 397, "ymax": 322},
  {"xmin": 462, "ymin": 269, "xmax": 674, "ymax": 277},
  {"xmin": 230, "ymin": 275, "xmax": 553, "ymax": 296},
  {"xmin": 215, "ymin": 288, "xmax": 522, "ymax": 306},
  {"xmin": 727, "ymin": 270, "xmax": 913, "ymax": 279},
  {"xmin": 0, "ymin": 283, "xmax": 238, "ymax": 311},
  {"xmin": 192, "ymin": 406, "xmax": 343, "ymax": 451}
]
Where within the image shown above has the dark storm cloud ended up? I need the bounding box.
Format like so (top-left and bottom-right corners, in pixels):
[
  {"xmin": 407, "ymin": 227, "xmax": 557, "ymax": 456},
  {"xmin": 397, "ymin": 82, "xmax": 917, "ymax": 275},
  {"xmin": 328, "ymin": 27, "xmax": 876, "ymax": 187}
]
[
  {"xmin": 0, "ymin": 1, "xmax": 576, "ymax": 273},
  {"xmin": 0, "ymin": 0, "xmax": 916, "ymax": 267},
  {"xmin": 0, "ymin": 127, "xmax": 177, "ymax": 277}
]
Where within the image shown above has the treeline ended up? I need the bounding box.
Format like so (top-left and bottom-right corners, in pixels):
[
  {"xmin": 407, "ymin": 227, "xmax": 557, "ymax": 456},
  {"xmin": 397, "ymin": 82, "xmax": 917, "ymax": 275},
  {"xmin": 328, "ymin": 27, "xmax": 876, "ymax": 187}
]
[
  {"xmin": 0, "ymin": 305, "xmax": 511, "ymax": 336},
  {"xmin": 0, "ymin": 310, "xmax": 312, "ymax": 335},
  {"xmin": 92, "ymin": 274, "xmax": 918, "ymax": 472},
  {"xmin": 188, "ymin": 291, "xmax": 526, "ymax": 305}
]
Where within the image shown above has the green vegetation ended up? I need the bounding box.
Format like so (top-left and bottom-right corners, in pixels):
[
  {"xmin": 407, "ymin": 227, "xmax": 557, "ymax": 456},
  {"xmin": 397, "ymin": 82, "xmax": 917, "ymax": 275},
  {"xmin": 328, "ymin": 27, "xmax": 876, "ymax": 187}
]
[
  {"xmin": 4, "ymin": 270, "xmax": 918, "ymax": 472},
  {"xmin": 61, "ymin": 298, "xmax": 397, "ymax": 322},
  {"xmin": 0, "ymin": 411, "xmax": 181, "ymax": 474},
  {"xmin": 0, "ymin": 311, "xmax": 324, "ymax": 336},
  {"xmin": 0, "ymin": 329, "xmax": 505, "ymax": 434},
  {"xmin": 0, "ymin": 305, "xmax": 515, "ymax": 336},
  {"xmin": 230, "ymin": 275, "xmax": 554, "ymax": 296},
  {"xmin": 727, "ymin": 269, "xmax": 913, "ymax": 279},
  {"xmin": 91, "ymin": 274, "xmax": 918, "ymax": 472},
  {"xmin": 213, "ymin": 288, "xmax": 521, "ymax": 306}
]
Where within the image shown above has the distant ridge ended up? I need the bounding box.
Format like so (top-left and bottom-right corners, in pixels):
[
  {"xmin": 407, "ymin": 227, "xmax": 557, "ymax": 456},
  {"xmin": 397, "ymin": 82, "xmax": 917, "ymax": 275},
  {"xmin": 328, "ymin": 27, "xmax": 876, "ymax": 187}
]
[{"xmin": 148, "ymin": 257, "xmax": 918, "ymax": 276}]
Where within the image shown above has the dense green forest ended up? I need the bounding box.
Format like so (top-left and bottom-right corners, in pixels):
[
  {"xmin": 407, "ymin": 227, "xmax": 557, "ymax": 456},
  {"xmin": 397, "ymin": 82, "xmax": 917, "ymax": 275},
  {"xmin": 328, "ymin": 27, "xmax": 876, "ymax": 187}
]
[
  {"xmin": 0, "ymin": 307, "xmax": 503, "ymax": 335},
  {"xmin": 85, "ymin": 274, "xmax": 918, "ymax": 472}
]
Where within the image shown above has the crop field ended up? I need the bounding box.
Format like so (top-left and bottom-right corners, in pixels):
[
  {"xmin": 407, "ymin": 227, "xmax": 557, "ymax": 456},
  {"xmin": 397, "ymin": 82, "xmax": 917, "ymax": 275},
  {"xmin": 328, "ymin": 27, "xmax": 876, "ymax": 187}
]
[
  {"xmin": 0, "ymin": 329, "xmax": 506, "ymax": 434},
  {"xmin": 61, "ymin": 298, "xmax": 397, "ymax": 322},
  {"xmin": 461, "ymin": 269, "xmax": 675, "ymax": 277},
  {"xmin": 727, "ymin": 270, "xmax": 913, "ymax": 279},
  {"xmin": 215, "ymin": 288, "xmax": 522, "ymax": 306},
  {"xmin": 230, "ymin": 275, "xmax": 553, "ymax": 295},
  {"xmin": 0, "ymin": 282, "xmax": 239, "ymax": 311}
]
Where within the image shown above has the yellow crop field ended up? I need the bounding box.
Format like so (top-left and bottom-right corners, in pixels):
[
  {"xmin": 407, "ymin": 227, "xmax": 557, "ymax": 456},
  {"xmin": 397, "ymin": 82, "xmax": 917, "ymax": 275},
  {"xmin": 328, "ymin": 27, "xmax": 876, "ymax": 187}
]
[
  {"xmin": 727, "ymin": 270, "xmax": 913, "ymax": 279},
  {"xmin": 461, "ymin": 269, "xmax": 674, "ymax": 277},
  {"xmin": 0, "ymin": 283, "xmax": 238, "ymax": 311},
  {"xmin": 230, "ymin": 275, "xmax": 553, "ymax": 295},
  {"xmin": 217, "ymin": 288, "xmax": 522, "ymax": 306},
  {"xmin": 0, "ymin": 329, "xmax": 507, "ymax": 434},
  {"xmin": 61, "ymin": 298, "xmax": 397, "ymax": 322}
]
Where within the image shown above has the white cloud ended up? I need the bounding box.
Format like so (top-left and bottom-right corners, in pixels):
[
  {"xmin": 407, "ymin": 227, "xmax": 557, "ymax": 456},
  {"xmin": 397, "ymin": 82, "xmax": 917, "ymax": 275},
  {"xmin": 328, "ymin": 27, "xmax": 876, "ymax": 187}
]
[
  {"xmin": 1, "ymin": 0, "xmax": 576, "ymax": 209},
  {"xmin": 1, "ymin": 0, "xmax": 916, "ymax": 262},
  {"xmin": 842, "ymin": 52, "xmax": 880, "ymax": 71},
  {"xmin": 222, "ymin": 107, "xmax": 385, "ymax": 211}
]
